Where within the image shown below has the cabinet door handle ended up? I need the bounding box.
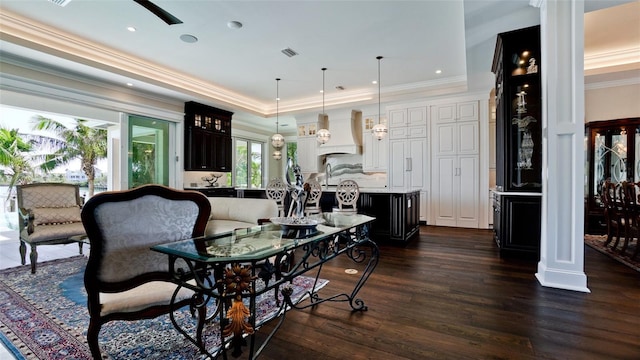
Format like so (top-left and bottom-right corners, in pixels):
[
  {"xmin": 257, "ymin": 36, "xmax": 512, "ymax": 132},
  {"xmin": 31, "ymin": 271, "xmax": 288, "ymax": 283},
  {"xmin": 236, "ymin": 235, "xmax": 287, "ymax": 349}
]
[{"xmin": 406, "ymin": 157, "xmax": 412, "ymax": 171}]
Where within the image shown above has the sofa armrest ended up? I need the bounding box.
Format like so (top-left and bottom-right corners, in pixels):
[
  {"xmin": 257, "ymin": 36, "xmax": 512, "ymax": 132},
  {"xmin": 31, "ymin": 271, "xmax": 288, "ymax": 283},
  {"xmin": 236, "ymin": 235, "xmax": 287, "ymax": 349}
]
[{"xmin": 18, "ymin": 207, "xmax": 33, "ymax": 234}]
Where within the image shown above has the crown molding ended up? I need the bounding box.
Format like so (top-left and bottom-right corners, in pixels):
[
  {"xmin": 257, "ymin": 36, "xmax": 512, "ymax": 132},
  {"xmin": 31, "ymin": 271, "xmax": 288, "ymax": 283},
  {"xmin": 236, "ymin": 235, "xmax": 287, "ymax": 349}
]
[
  {"xmin": 0, "ymin": 10, "xmax": 265, "ymax": 113},
  {"xmin": 0, "ymin": 10, "xmax": 470, "ymax": 118},
  {"xmin": 584, "ymin": 47, "xmax": 640, "ymax": 71},
  {"xmin": 585, "ymin": 76, "xmax": 640, "ymax": 90}
]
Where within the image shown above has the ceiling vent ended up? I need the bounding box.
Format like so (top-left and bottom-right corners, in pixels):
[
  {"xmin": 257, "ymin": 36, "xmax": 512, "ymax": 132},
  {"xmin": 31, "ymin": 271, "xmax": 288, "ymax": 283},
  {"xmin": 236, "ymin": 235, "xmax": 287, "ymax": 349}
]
[
  {"xmin": 47, "ymin": 0, "xmax": 72, "ymax": 6},
  {"xmin": 281, "ymin": 48, "xmax": 299, "ymax": 58}
]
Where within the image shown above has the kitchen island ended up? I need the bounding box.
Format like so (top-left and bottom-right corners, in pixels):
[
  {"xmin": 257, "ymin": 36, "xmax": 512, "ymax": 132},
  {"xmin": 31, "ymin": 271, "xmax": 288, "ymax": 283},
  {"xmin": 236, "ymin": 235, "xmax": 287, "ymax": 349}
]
[{"xmin": 188, "ymin": 186, "xmax": 420, "ymax": 243}]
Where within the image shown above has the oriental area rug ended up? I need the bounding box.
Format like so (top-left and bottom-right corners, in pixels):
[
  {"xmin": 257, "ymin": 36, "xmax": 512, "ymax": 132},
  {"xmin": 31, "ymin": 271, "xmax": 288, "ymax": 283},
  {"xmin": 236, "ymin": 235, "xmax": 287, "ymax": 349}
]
[
  {"xmin": 0, "ymin": 256, "xmax": 327, "ymax": 359},
  {"xmin": 584, "ymin": 234, "xmax": 640, "ymax": 272}
]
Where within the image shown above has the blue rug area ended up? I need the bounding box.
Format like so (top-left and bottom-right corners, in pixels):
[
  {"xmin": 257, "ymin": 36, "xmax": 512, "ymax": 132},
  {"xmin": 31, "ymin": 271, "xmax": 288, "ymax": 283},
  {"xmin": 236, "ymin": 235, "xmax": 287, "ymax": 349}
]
[{"xmin": 0, "ymin": 256, "xmax": 327, "ymax": 359}]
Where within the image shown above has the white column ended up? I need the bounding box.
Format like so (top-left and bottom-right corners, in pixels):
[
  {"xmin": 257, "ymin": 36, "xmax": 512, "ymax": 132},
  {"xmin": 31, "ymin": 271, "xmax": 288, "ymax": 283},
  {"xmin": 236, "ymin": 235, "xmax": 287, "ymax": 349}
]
[{"xmin": 533, "ymin": 0, "xmax": 589, "ymax": 292}]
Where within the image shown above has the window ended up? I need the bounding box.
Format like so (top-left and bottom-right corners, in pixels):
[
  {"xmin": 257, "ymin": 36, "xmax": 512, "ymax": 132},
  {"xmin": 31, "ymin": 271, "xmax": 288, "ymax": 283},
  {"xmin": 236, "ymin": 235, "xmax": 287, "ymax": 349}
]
[
  {"xmin": 127, "ymin": 115, "xmax": 170, "ymax": 188},
  {"xmin": 287, "ymin": 142, "xmax": 297, "ymax": 164},
  {"xmin": 233, "ymin": 138, "xmax": 263, "ymax": 188}
]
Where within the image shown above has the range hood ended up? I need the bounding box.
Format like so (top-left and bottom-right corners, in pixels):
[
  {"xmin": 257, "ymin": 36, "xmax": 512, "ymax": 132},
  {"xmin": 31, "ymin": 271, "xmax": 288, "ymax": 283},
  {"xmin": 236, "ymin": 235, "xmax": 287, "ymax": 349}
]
[{"xmin": 317, "ymin": 110, "xmax": 362, "ymax": 155}]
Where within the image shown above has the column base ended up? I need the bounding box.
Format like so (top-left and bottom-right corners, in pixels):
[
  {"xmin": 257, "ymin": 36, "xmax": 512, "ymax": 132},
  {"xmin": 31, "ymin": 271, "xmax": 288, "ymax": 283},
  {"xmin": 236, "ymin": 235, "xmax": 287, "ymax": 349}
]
[{"xmin": 535, "ymin": 262, "xmax": 590, "ymax": 293}]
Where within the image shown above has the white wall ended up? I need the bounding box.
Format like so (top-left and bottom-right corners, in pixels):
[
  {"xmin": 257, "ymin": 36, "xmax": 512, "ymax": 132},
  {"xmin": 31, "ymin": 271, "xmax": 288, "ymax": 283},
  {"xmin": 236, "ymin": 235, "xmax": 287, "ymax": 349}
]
[{"xmin": 585, "ymin": 83, "xmax": 640, "ymax": 122}]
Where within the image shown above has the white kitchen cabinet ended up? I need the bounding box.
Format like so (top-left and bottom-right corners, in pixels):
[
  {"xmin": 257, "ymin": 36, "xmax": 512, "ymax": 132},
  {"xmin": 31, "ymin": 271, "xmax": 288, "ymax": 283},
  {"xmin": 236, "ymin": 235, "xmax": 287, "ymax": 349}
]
[
  {"xmin": 389, "ymin": 138, "xmax": 427, "ymax": 191},
  {"xmin": 389, "ymin": 106, "xmax": 427, "ymax": 128},
  {"xmin": 433, "ymin": 100, "xmax": 479, "ymax": 123},
  {"xmin": 296, "ymin": 122, "xmax": 320, "ymax": 173},
  {"xmin": 362, "ymin": 114, "xmax": 388, "ymax": 172},
  {"xmin": 431, "ymin": 101, "xmax": 480, "ymax": 228},
  {"xmin": 388, "ymin": 104, "xmax": 428, "ymax": 222}
]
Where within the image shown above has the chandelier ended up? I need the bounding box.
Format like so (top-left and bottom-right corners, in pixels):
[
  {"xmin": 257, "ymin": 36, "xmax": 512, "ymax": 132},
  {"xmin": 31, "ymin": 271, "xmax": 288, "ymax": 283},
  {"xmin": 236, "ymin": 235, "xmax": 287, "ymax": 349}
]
[
  {"xmin": 372, "ymin": 56, "xmax": 388, "ymax": 141},
  {"xmin": 271, "ymin": 78, "xmax": 285, "ymax": 159},
  {"xmin": 316, "ymin": 67, "xmax": 331, "ymax": 144}
]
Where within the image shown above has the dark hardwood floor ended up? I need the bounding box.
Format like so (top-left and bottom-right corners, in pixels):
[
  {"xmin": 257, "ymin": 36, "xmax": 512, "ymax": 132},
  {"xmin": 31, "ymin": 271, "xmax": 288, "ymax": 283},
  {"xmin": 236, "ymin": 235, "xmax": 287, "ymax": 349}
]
[{"xmin": 254, "ymin": 225, "xmax": 640, "ymax": 360}]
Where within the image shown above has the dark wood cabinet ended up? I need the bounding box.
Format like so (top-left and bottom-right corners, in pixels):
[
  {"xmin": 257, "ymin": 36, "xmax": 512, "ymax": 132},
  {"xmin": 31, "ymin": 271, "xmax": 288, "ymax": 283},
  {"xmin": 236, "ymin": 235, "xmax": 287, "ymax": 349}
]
[
  {"xmin": 389, "ymin": 192, "xmax": 420, "ymax": 242},
  {"xmin": 359, "ymin": 193, "xmax": 391, "ymax": 240},
  {"xmin": 491, "ymin": 25, "xmax": 542, "ymax": 258},
  {"xmin": 320, "ymin": 190, "xmax": 420, "ymax": 243},
  {"xmin": 492, "ymin": 25, "xmax": 542, "ymax": 193},
  {"xmin": 184, "ymin": 101, "xmax": 233, "ymax": 171},
  {"xmin": 584, "ymin": 118, "xmax": 640, "ymax": 234},
  {"xmin": 187, "ymin": 187, "xmax": 236, "ymax": 197},
  {"xmin": 493, "ymin": 193, "xmax": 541, "ymax": 258}
]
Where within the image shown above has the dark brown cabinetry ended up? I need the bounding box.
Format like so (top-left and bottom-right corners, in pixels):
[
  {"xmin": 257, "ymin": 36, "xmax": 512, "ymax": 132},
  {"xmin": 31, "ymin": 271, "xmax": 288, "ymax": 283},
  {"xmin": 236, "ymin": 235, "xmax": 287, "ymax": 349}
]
[
  {"xmin": 187, "ymin": 187, "xmax": 236, "ymax": 198},
  {"xmin": 389, "ymin": 192, "xmax": 420, "ymax": 242},
  {"xmin": 584, "ymin": 118, "xmax": 640, "ymax": 234},
  {"xmin": 492, "ymin": 25, "xmax": 542, "ymax": 192},
  {"xmin": 320, "ymin": 190, "xmax": 420, "ymax": 243},
  {"xmin": 184, "ymin": 101, "xmax": 233, "ymax": 171},
  {"xmin": 493, "ymin": 193, "xmax": 541, "ymax": 258},
  {"xmin": 491, "ymin": 25, "xmax": 542, "ymax": 258}
]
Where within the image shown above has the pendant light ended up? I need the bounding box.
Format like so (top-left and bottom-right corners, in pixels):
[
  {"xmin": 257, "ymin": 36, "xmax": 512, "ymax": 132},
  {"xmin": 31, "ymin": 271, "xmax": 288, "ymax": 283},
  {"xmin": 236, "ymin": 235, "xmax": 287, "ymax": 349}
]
[
  {"xmin": 316, "ymin": 67, "xmax": 331, "ymax": 144},
  {"xmin": 372, "ymin": 56, "xmax": 388, "ymax": 140},
  {"xmin": 271, "ymin": 78, "xmax": 285, "ymax": 160}
]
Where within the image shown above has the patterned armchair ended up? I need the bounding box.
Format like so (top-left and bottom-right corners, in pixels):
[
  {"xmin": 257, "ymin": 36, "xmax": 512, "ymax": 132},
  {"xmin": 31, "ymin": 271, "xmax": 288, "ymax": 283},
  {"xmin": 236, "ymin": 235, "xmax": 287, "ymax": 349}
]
[
  {"xmin": 17, "ymin": 183, "xmax": 87, "ymax": 273},
  {"xmin": 81, "ymin": 184, "xmax": 211, "ymax": 359}
]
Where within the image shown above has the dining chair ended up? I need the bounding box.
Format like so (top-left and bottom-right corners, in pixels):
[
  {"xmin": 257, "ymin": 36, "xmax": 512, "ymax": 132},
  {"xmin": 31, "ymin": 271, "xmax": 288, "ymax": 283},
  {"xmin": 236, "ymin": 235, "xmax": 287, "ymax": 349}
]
[
  {"xmin": 333, "ymin": 179, "xmax": 359, "ymax": 214},
  {"xmin": 81, "ymin": 184, "xmax": 211, "ymax": 359},
  {"xmin": 266, "ymin": 178, "xmax": 287, "ymax": 217},
  {"xmin": 619, "ymin": 181, "xmax": 640, "ymax": 258},
  {"xmin": 303, "ymin": 178, "xmax": 322, "ymax": 216},
  {"xmin": 601, "ymin": 180, "xmax": 624, "ymax": 249}
]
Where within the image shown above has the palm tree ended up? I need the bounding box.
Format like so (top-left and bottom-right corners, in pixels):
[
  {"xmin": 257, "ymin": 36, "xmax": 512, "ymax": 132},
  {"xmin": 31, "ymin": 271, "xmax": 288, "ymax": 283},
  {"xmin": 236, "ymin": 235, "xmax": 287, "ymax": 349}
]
[
  {"xmin": 33, "ymin": 116, "xmax": 107, "ymax": 196},
  {"xmin": 0, "ymin": 127, "xmax": 35, "ymax": 201}
]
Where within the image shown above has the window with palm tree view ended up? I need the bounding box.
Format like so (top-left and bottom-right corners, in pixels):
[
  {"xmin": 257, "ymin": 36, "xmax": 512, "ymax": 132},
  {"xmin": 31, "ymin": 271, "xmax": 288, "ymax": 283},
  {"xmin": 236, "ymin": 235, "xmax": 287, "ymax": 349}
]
[{"xmin": 234, "ymin": 138, "xmax": 263, "ymax": 188}]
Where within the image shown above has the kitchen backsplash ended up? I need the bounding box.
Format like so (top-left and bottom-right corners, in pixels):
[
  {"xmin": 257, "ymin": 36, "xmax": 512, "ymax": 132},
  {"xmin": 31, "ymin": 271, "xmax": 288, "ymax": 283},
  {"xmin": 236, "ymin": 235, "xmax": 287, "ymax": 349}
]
[{"xmin": 318, "ymin": 154, "xmax": 387, "ymax": 188}]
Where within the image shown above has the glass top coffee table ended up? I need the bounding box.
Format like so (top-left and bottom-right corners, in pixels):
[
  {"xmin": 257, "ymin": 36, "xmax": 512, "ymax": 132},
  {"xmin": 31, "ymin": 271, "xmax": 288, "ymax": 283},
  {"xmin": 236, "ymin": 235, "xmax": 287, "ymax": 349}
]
[{"xmin": 152, "ymin": 213, "xmax": 378, "ymax": 359}]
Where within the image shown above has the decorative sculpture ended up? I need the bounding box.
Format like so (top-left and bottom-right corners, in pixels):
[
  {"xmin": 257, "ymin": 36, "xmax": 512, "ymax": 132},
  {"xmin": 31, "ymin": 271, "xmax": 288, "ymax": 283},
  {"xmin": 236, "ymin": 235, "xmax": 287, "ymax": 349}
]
[
  {"xmin": 202, "ymin": 172, "xmax": 223, "ymax": 187},
  {"xmin": 285, "ymin": 158, "xmax": 308, "ymax": 218}
]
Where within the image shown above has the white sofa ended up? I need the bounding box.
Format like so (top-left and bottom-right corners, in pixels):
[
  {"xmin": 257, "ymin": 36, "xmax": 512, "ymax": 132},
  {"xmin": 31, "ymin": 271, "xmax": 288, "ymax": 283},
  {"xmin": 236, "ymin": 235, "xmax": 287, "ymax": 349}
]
[{"xmin": 205, "ymin": 197, "xmax": 278, "ymax": 237}]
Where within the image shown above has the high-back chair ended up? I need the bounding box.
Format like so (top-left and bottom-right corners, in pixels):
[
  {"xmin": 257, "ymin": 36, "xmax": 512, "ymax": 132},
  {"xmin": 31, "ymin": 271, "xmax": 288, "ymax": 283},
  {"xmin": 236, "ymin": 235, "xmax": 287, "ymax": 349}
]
[
  {"xmin": 303, "ymin": 179, "xmax": 323, "ymax": 216},
  {"xmin": 81, "ymin": 185, "xmax": 211, "ymax": 359},
  {"xmin": 17, "ymin": 183, "xmax": 87, "ymax": 273},
  {"xmin": 619, "ymin": 181, "xmax": 640, "ymax": 257},
  {"xmin": 266, "ymin": 177, "xmax": 287, "ymax": 217},
  {"xmin": 333, "ymin": 179, "xmax": 360, "ymax": 214},
  {"xmin": 601, "ymin": 179, "xmax": 624, "ymax": 248}
]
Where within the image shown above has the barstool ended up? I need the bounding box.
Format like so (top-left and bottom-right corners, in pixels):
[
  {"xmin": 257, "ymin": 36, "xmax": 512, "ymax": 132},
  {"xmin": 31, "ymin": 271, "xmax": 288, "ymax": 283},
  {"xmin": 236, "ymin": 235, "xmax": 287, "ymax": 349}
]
[
  {"xmin": 304, "ymin": 179, "xmax": 322, "ymax": 216},
  {"xmin": 266, "ymin": 178, "xmax": 287, "ymax": 217},
  {"xmin": 333, "ymin": 179, "xmax": 359, "ymax": 214}
]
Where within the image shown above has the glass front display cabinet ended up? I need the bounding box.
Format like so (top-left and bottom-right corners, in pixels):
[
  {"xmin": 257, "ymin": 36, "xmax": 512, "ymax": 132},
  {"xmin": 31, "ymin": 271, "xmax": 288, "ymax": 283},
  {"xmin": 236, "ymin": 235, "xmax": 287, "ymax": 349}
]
[{"xmin": 584, "ymin": 118, "xmax": 640, "ymax": 234}]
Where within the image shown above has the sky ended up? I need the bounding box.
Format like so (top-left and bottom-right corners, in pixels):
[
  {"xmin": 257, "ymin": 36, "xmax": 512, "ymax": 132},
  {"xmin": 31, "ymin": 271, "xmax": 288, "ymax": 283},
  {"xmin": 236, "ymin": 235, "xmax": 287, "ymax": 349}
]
[{"xmin": 0, "ymin": 105, "xmax": 107, "ymax": 173}]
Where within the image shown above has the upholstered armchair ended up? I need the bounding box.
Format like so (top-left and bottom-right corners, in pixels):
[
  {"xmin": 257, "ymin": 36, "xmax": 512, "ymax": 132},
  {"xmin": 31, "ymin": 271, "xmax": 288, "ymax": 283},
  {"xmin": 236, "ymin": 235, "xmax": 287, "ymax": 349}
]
[
  {"xmin": 17, "ymin": 183, "xmax": 87, "ymax": 273},
  {"xmin": 81, "ymin": 184, "xmax": 211, "ymax": 359}
]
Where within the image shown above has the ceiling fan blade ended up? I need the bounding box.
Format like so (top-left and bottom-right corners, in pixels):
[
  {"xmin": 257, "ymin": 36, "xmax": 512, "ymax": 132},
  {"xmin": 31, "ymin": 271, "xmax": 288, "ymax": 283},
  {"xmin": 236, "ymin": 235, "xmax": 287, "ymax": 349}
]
[{"xmin": 133, "ymin": 0, "xmax": 183, "ymax": 25}]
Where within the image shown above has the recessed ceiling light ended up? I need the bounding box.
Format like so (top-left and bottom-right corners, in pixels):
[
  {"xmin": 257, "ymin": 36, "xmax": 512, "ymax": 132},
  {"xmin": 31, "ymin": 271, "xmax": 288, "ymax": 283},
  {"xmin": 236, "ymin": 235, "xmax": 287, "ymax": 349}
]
[
  {"xmin": 372, "ymin": 80, "xmax": 377, "ymax": 84},
  {"xmin": 126, "ymin": 83, "xmax": 133, "ymax": 87},
  {"xmin": 127, "ymin": 26, "xmax": 136, "ymax": 32},
  {"xmin": 180, "ymin": 34, "xmax": 198, "ymax": 43},
  {"xmin": 227, "ymin": 21, "xmax": 243, "ymax": 29},
  {"xmin": 435, "ymin": 69, "xmax": 442, "ymax": 74}
]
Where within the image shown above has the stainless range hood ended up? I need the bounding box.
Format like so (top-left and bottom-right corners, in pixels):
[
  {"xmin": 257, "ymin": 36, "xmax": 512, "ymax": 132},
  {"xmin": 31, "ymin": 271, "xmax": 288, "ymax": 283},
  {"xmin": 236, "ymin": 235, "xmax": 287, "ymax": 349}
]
[{"xmin": 317, "ymin": 110, "xmax": 362, "ymax": 155}]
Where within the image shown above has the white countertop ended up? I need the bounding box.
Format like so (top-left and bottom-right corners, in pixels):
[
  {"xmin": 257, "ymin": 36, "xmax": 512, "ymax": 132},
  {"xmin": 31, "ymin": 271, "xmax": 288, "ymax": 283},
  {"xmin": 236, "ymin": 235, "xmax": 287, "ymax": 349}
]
[
  {"xmin": 490, "ymin": 188, "xmax": 542, "ymax": 196},
  {"xmin": 230, "ymin": 187, "xmax": 417, "ymax": 194}
]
